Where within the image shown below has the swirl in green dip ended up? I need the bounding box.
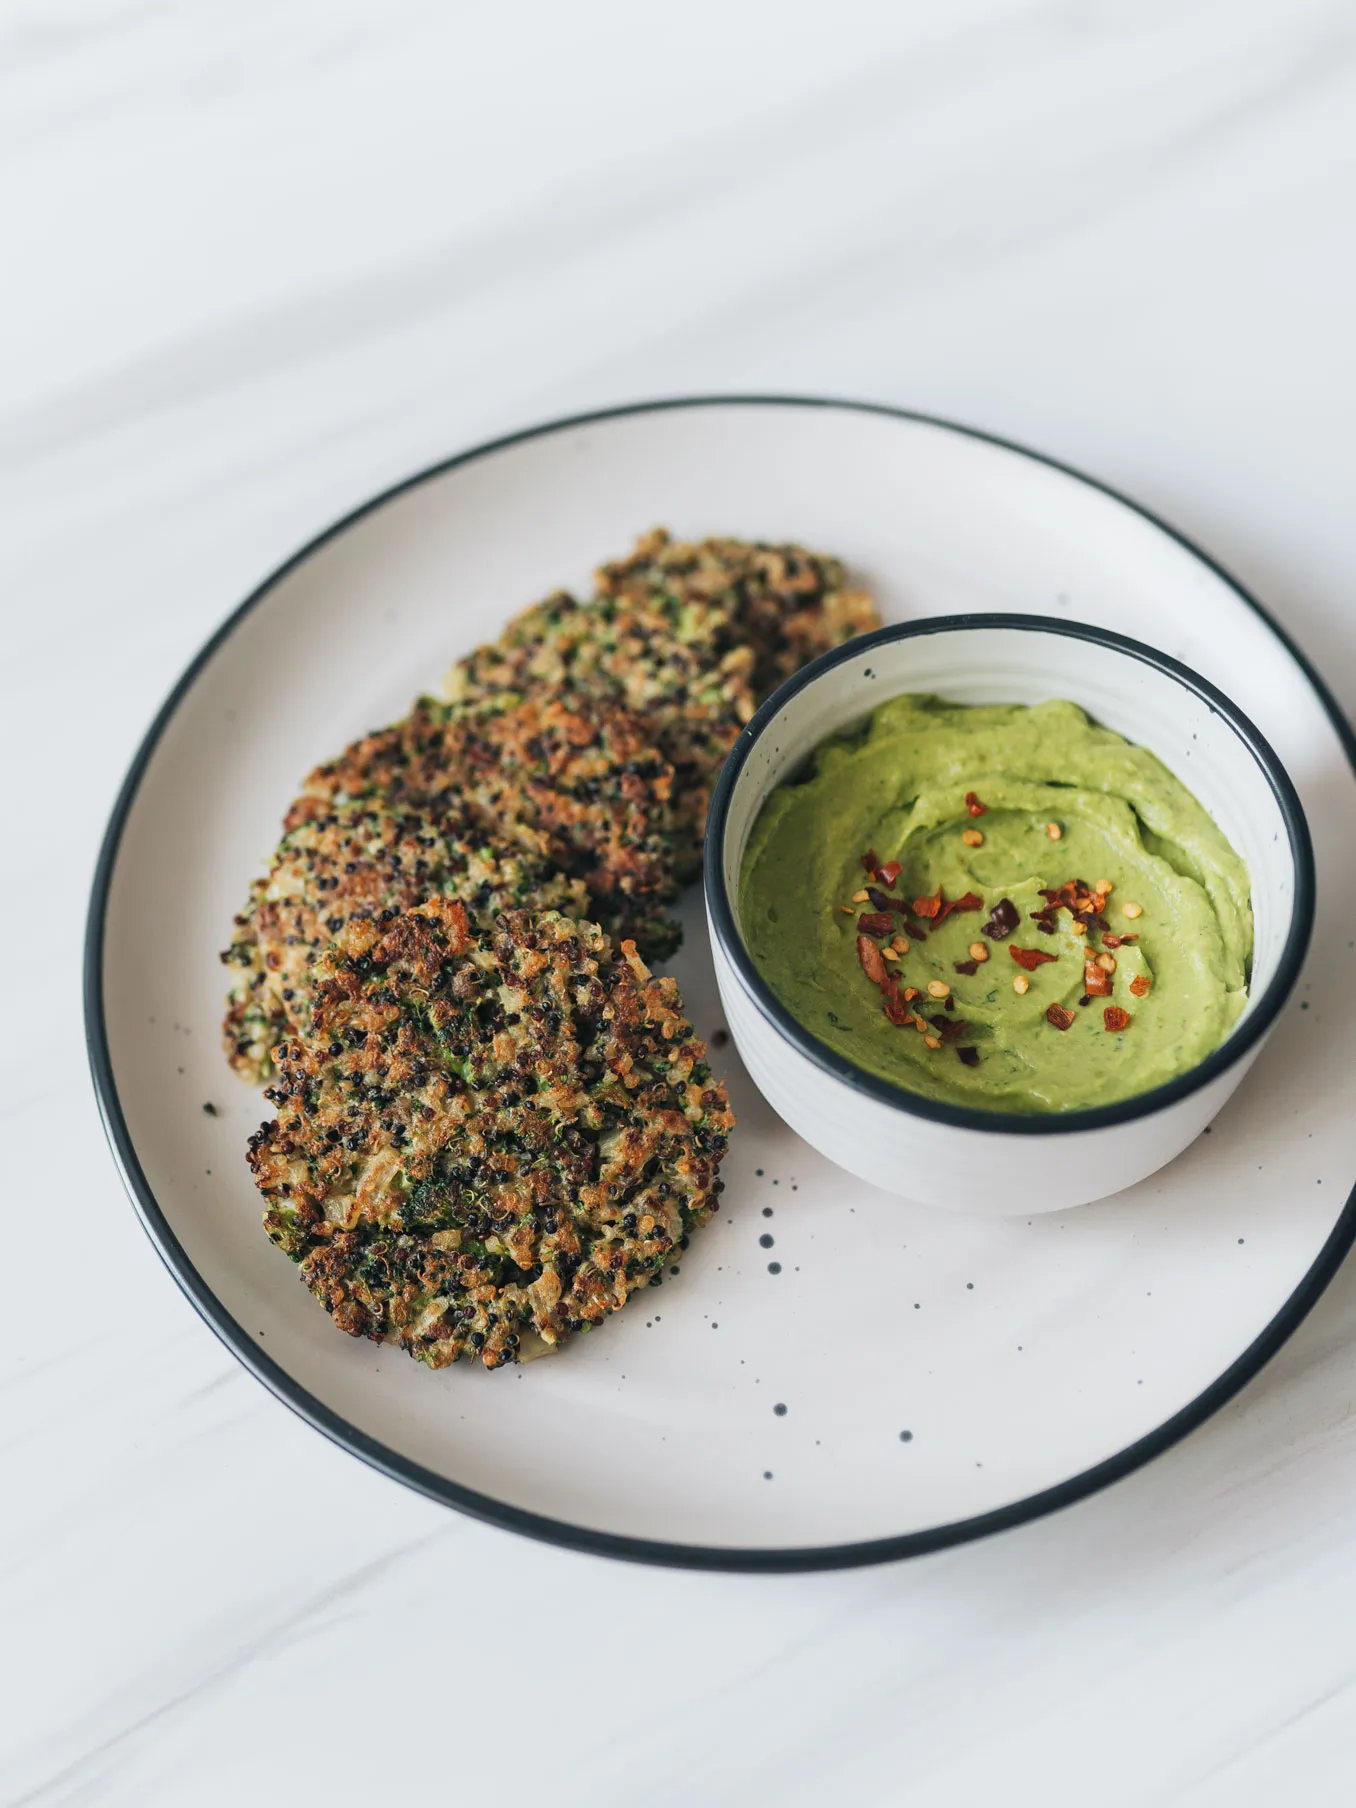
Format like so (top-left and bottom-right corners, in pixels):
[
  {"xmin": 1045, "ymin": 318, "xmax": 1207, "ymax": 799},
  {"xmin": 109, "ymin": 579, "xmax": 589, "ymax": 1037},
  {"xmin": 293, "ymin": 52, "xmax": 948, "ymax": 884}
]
[{"xmin": 738, "ymin": 695, "xmax": 1252, "ymax": 1112}]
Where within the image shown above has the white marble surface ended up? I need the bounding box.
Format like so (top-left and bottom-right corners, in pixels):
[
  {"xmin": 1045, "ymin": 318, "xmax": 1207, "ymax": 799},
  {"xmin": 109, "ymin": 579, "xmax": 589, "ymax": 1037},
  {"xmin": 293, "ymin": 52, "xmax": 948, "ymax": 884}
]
[{"xmin": 7, "ymin": 1, "xmax": 1356, "ymax": 1800}]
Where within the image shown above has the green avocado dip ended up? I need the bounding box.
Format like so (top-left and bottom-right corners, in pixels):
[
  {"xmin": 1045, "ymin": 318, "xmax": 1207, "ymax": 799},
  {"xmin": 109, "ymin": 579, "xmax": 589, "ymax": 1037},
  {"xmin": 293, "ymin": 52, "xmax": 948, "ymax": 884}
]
[{"xmin": 738, "ymin": 695, "xmax": 1252, "ymax": 1113}]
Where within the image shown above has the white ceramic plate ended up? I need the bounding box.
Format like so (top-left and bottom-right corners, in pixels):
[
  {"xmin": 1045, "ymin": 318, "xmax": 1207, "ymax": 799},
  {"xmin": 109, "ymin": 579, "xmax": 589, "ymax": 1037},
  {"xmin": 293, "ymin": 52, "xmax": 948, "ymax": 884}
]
[{"xmin": 87, "ymin": 398, "xmax": 1356, "ymax": 1570}]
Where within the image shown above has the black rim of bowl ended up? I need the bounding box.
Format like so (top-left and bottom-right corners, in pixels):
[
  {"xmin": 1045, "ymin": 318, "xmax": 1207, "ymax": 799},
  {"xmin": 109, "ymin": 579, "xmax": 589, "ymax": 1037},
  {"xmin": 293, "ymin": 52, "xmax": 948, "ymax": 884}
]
[
  {"xmin": 704, "ymin": 613, "xmax": 1315, "ymax": 1137},
  {"xmin": 85, "ymin": 394, "xmax": 1353, "ymax": 1573}
]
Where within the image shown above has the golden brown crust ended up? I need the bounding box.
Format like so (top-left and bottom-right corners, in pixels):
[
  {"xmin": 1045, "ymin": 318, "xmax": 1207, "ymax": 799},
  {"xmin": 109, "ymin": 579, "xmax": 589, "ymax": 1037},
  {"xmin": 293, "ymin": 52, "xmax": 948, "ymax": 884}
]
[
  {"xmin": 284, "ymin": 695, "xmax": 683, "ymax": 953},
  {"xmin": 220, "ymin": 796, "xmax": 588, "ymax": 1084}
]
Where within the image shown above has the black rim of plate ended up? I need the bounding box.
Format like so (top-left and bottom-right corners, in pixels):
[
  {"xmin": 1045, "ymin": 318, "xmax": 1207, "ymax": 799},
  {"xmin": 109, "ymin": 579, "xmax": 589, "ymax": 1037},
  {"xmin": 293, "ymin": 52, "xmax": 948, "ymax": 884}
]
[
  {"xmin": 705, "ymin": 613, "xmax": 1315, "ymax": 1135},
  {"xmin": 84, "ymin": 394, "xmax": 1356, "ymax": 1574}
]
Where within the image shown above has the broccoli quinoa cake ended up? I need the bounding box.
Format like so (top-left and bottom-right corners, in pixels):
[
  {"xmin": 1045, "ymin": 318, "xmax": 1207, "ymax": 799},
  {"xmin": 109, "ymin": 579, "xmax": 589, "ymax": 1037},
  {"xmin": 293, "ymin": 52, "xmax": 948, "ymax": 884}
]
[
  {"xmin": 596, "ymin": 529, "xmax": 878, "ymax": 702},
  {"xmin": 444, "ymin": 529, "xmax": 879, "ymax": 870},
  {"xmin": 285, "ymin": 694, "xmax": 684, "ymax": 955},
  {"xmin": 248, "ymin": 899, "xmax": 734, "ymax": 1369},
  {"xmin": 224, "ymin": 692, "xmax": 686, "ymax": 1078},
  {"xmin": 222, "ymin": 796, "xmax": 589, "ymax": 1084}
]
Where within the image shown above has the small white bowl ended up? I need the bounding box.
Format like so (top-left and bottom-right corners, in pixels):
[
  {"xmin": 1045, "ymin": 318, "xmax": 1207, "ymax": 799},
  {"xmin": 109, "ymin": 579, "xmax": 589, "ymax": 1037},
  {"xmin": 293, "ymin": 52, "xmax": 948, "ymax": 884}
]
[{"xmin": 705, "ymin": 615, "xmax": 1314, "ymax": 1215}]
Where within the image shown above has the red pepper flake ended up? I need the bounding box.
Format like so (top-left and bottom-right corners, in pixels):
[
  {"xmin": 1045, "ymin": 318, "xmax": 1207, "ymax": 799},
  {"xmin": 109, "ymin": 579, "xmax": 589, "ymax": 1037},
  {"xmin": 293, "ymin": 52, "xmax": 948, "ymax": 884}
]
[
  {"xmin": 876, "ymin": 859, "xmax": 903, "ymax": 887},
  {"xmin": 861, "ymin": 849, "xmax": 879, "ymax": 874},
  {"xmin": 1033, "ymin": 879, "xmax": 1108, "ymax": 939},
  {"xmin": 1045, "ymin": 1002, "xmax": 1076, "ymax": 1031},
  {"xmin": 1129, "ymin": 974, "xmax": 1151, "ymax": 998},
  {"xmin": 1083, "ymin": 958, "xmax": 1113, "ymax": 997},
  {"xmin": 957, "ymin": 1045, "xmax": 980, "ymax": 1066},
  {"xmin": 906, "ymin": 888, "xmax": 986, "ymax": 927},
  {"xmin": 937, "ymin": 890, "xmax": 984, "ymax": 922},
  {"xmin": 1119, "ymin": 933, "xmax": 1139, "ymax": 944},
  {"xmin": 902, "ymin": 986, "xmax": 920, "ymax": 1002},
  {"xmin": 858, "ymin": 912, "xmax": 895, "ymax": 939},
  {"xmin": 857, "ymin": 935, "xmax": 886, "ymax": 986},
  {"xmin": 953, "ymin": 958, "xmax": 980, "ymax": 976},
  {"xmin": 867, "ymin": 887, "xmax": 899, "ymax": 913},
  {"xmin": 882, "ymin": 985, "xmax": 912, "ymax": 1026},
  {"xmin": 1104, "ymin": 1006, "xmax": 1132, "ymax": 1032},
  {"xmin": 1043, "ymin": 880, "xmax": 1096, "ymax": 914},
  {"xmin": 1102, "ymin": 933, "xmax": 1124, "ymax": 949},
  {"xmin": 904, "ymin": 920, "xmax": 929, "ymax": 941},
  {"xmin": 1010, "ymin": 945, "xmax": 1059, "ymax": 971},
  {"xmin": 964, "ymin": 791, "xmax": 988, "ymax": 817}
]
